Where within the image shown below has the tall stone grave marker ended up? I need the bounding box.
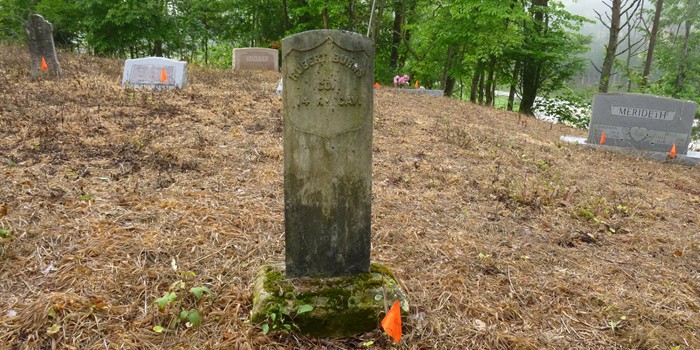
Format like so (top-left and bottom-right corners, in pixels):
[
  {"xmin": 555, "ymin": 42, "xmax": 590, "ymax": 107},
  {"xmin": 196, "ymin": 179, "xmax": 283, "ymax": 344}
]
[
  {"xmin": 588, "ymin": 93, "xmax": 698, "ymax": 154},
  {"xmin": 121, "ymin": 57, "xmax": 187, "ymax": 90},
  {"xmin": 232, "ymin": 48, "xmax": 279, "ymax": 71},
  {"xmin": 25, "ymin": 14, "xmax": 61, "ymax": 78},
  {"xmin": 282, "ymin": 30, "xmax": 374, "ymax": 278},
  {"xmin": 251, "ymin": 30, "xmax": 407, "ymax": 338}
]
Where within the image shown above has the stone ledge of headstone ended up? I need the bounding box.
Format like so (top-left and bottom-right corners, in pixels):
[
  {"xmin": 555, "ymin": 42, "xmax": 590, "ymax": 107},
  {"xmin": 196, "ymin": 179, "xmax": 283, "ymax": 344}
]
[
  {"xmin": 395, "ymin": 88, "xmax": 444, "ymax": 97},
  {"xmin": 251, "ymin": 262, "xmax": 409, "ymax": 338},
  {"xmin": 560, "ymin": 135, "xmax": 700, "ymax": 166}
]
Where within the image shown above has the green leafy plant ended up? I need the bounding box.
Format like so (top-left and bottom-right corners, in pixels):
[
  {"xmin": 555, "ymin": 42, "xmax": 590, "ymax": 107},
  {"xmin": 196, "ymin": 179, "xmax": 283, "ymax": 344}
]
[
  {"xmin": 607, "ymin": 315, "xmax": 627, "ymax": 333},
  {"xmin": 0, "ymin": 228, "xmax": 15, "ymax": 257},
  {"xmin": 152, "ymin": 271, "xmax": 212, "ymax": 332},
  {"xmin": 262, "ymin": 303, "xmax": 314, "ymax": 335}
]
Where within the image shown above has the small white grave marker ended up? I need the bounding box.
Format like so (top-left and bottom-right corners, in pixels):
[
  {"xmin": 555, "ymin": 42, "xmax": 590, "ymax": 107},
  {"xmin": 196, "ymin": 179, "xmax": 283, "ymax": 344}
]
[{"xmin": 122, "ymin": 57, "xmax": 187, "ymax": 89}]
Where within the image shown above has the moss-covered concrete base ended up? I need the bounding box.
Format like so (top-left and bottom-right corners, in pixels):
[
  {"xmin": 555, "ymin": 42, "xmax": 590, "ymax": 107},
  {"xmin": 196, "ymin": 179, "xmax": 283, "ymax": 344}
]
[{"xmin": 251, "ymin": 262, "xmax": 409, "ymax": 338}]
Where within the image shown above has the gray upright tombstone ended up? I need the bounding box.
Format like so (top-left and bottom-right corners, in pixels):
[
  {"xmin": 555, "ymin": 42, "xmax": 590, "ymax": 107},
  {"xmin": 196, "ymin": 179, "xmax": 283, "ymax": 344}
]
[
  {"xmin": 282, "ymin": 30, "xmax": 374, "ymax": 278},
  {"xmin": 587, "ymin": 93, "xmax": 698, "ymax": 154},
  {"xmin": 232, "ymin": 48, "xmax": 279, "ymax": 71},
  {"xmin": 25, "ymin": 14, "xmax": 61, "ymax": 78}
]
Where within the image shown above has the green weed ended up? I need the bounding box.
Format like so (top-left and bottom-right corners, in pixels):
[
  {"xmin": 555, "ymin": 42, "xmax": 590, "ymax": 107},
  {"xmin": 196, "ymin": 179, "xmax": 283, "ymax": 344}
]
[
  {"xmin": 262, "ymin": 303, "xmax": 314, "ymax": 335},
  {"xmin": 152, "ymin": 271, "xmax": 213, "ymax": 333}
]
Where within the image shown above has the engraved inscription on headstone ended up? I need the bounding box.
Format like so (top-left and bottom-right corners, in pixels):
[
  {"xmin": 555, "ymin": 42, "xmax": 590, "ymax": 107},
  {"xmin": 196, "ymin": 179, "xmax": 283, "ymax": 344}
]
[
  {"xmin": 121, "ymin": 57, "xmax": 187, "ymax": 90},
  {"xmin": 25, "ymin": 14, "xmax": 61, "ymax": 77},
  {"xmin": 282, "ymin": 30, "xmax": 374, "ymax": 278},
  {"xmin": 233, "ymin": 48, "xmax": 279, "ymax": 71},
  {"xmin": 587, "ymin": 93, "xmax": 698, "ymax": 155}
]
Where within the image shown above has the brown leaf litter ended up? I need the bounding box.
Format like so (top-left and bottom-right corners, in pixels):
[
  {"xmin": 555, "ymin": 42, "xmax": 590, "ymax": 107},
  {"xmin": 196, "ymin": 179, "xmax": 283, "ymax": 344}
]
[{"xmin": 1, "ymin": 45, "xmax": 699, "ymax": 349}]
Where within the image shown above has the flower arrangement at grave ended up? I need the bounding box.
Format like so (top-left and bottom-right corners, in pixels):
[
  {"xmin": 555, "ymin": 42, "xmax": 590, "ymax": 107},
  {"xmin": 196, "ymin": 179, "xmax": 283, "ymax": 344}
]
[{"xmin": 393, "ymin": 75, "xmax": 410, "ymax": 88}]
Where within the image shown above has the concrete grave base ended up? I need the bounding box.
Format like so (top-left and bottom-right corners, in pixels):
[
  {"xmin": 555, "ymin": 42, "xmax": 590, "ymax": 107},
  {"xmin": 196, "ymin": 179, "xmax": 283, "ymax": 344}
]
[
  {"xmin": 560, "ymin": 135, "xmax": 700, "ymax": 166},
  {"xmin": 396, "ymin": 88, "xmax": 444, "ymax": 97},
  {"xmin": 251, "ymin": 262, "xmax": 408, "ymax": 338}
]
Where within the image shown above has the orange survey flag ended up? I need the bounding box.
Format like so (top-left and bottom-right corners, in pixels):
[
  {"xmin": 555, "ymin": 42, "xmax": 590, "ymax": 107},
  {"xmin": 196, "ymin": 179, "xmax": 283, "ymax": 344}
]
[
  {"xmin": 599, "ymin": 131, "xmax": 606, "ymax": 144},
  {"xmin": 415, "ymin": 80, "xmax": 419, "ymax": 88},
  {"xmin": 160, "ymin": 68, "xmax": 168, "ymax": 83},
  {"xmin": 669, "ymin": 143, "xmax": 677, "ymax": 158},
  {"xmin": 381, "ymin": 300, "xmax": 402, "ymax": 343},
  {"xmin": 41, "ymin": 57, "xmax": 48, "ymax": 72},
  {"xmin": 374, "ymin": 82, "xmax": 380, "ymax": 88}
]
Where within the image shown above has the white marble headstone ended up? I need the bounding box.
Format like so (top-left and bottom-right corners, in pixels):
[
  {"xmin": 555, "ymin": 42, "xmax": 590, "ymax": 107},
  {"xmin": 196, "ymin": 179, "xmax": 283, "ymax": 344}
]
[{"xmin": 122, "ymin": 57, "xmax": 187, "ymax": 89}]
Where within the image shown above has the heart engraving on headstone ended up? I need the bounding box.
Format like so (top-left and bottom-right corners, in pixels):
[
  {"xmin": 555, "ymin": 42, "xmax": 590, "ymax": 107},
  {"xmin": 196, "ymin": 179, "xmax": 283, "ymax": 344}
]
[{"xmin": 630, "ymin": 127, "xmax": 649, "ymax": 141}]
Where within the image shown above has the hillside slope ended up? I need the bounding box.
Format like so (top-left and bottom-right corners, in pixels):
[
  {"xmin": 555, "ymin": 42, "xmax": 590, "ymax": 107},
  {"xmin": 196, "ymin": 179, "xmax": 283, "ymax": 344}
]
[{"xmin": 1, "ymin": 46, "xmax": 699, "ymax": 349}]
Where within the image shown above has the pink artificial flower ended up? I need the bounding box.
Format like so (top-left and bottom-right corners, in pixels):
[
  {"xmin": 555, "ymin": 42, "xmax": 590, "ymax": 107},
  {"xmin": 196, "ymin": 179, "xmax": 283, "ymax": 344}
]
[{"xmin": 393, "ymin": 75, "xmax": 399, "ymax": 87}]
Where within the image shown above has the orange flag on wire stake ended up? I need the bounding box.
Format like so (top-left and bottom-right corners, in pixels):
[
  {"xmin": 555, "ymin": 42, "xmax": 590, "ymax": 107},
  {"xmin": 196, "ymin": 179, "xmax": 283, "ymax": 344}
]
[
  {"xmin": 374, "ymin": 82, "xmax": 380, "ymax": 88},
  {"xmin": 381, "ymin": 300, "xmax": 402, "ymax": 343},
  {"xmin": 160, "ymin": 68, "xmax": 168, "ymax": 84},
  {"xmin": 414, "ymin": 80, "xmax": 419, "ymax": 88},
  {"xmin": 599, "ymin": 131, "xmax": 606, "ymax": 145},
  {"xmin": 41, "ymin": 57, "xmax": 48, "ymax": 72},
  {"xmin": 669, "ymin": 143, "xmax": 677, "ymax": 158}
]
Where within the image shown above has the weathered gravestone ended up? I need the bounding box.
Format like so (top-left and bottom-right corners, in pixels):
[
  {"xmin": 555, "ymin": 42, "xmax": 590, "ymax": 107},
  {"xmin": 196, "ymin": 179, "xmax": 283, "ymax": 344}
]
[
  {"xmin": 121, "ymin": 57, "xmax": 187, "ymax": 90},
  {"xmin": 232, "ymin": 48, "xmax": 279, "ymax": 71},
  {"xmin": 283, "ymin": 30, "xmax": 374, "ymax": 278},
  {"xmin": 25, "ymin": 14, "xmax": 61, "ymax": 78},
  {"xmin": 251, "ymin": 30, "xmax": 408, "ymax": 338},
  {"xmin": 587, "ymin": 93, "xmax": 698, "ymax": 155}
]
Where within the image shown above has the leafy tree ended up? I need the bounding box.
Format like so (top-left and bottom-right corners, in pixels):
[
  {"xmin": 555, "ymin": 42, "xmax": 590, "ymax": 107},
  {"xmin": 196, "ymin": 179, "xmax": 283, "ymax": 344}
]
[
  {"xmin": 518, "ymin": 1, "xmax": 590, "ymax": 115},
  {"xmin": 0, "ymin": 0, "xmax": 40, "ymax": 42}
]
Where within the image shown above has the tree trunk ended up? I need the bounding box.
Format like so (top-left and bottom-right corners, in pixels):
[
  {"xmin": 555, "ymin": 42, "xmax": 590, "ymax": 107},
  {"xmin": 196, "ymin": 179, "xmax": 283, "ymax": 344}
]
[
  {"xmin": 203, "ymin": 37, "xmax": 209, "ymax": 65},
  {"xmin": 373, "ymin": 0, "xmax": 385, "ymax": 40},
  {"xmin": 519, "ymin": 0, "xmax": 548, "ymax": 115},
  {"xmin": 641, "ymin": 0, "xmax": 663, "ymax": 89},
  {"xmin": 322, "ymin": 7, "xmax": 329, "ymax": 29},
  {"xmin": 444, "ymin": 76, "xmax": 456, "ymax": 97},
  {"xmin": 508, "ymin": 60, "xmax": 521, "ymax": 111},
  {"xmin": 485, "ymin": 55, "xmax": 497, "ymax": 106},
  {"xmin": 390, "ymin": 0, "xmax": 404, "ymax": 70},
  {"xmin": 599, "ymin": 0, "xmax": 622, "ymax": 92},
  {"xmin": 153, "ymin": 39, "xmax": 163, "ymax": 57},
  {"xmin": 477, "ymin": 70, "xmax": 485, "ymax": 105},
  {"xmin": 348, "ymin": 0, "xmax": 355, "ymax": 31},
  {"xmin": 470, "ymin": 61, "xmax": 482, "ymax": 103},
  {"xmin": 282, "ymin": 0, "xmax": 291, "ymax": 30},
  {"xmin": 675, "ymin": 12, "xmax": 692, "ymax": 93}
]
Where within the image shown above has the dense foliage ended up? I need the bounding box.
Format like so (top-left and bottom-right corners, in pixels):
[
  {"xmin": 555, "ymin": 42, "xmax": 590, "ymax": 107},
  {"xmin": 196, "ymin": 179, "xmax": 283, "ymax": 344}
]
[{"xmin": 1, "ymin": 0, "xmax": 698, "ymax": 120}]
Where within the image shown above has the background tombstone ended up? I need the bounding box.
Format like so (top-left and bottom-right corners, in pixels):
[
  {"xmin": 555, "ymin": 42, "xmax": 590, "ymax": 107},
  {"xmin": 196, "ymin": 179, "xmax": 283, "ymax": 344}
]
[
  {"xmin": 232, "ymin": 48, "xmax": 279, "ymax": 71},
  {"xmin": 587, "ymin": 93, "xmax": 698, "ymax": 155},
  {"xmin": 282, "ymin": 30, "xmax": 374, "ymax": 278},
  {"xmin": 25, "ymin": 14, "xmax": 61, "ymax": 78},
  {"xmin": 121, "ymin": 57, "xmax": 187, "ymax": 90}
]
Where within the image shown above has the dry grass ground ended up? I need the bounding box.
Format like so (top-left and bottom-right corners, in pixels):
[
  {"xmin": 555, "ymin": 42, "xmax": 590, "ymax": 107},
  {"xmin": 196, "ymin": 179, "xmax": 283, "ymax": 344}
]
[{"xmin": 1, "ymin": 45, "xmax": 699, "ymax": 350}]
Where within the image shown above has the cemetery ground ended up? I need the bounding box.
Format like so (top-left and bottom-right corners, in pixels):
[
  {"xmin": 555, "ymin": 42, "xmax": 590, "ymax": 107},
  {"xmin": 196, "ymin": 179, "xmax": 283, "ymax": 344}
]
[{"xmin": 1, "ymin": 46, "xmax": 699, "ymax": 350}]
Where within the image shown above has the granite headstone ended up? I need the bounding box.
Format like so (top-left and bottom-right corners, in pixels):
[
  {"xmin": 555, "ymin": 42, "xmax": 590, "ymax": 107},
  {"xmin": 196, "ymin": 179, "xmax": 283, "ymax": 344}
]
[
  {"xmin": 233, "ymin": 48, "xmax": 279, "ymax": 71},
  {"xmin": 587, "ymin": 93, "xmax": 698, "ymax": 155}
]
